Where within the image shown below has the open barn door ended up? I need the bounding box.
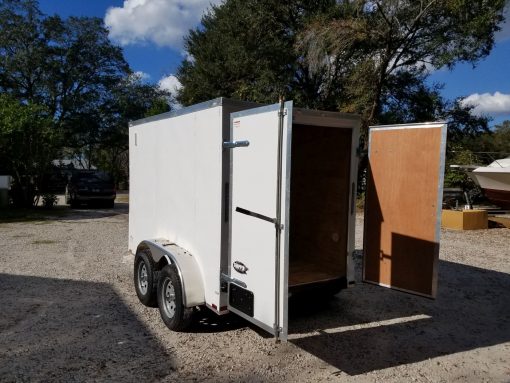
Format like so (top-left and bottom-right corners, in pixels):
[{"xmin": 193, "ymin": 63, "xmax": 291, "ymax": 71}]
[
  {"xmin": 363, "ymin": 123, "xmax": 447, "ymax": 298},
  {"xmin": 225, "ymin": 101, "xmax": 292, "ymax": 341}
]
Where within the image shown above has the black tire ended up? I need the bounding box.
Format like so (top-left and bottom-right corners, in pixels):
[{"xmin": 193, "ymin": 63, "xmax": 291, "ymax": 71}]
[
  {"xmin": 105, "ymin": 199, "xmax": 114, "ymax": 208},
  {"xmin": 157, "ymin": 264, "xmax": 193, "ymax": 331},
  {"xmin": 134, "ymin": 250, "xmax": 158, "ymax": 307},
  {"xmin": 70, "ymin": 196, "xmax": 79, "ymax": 208}
]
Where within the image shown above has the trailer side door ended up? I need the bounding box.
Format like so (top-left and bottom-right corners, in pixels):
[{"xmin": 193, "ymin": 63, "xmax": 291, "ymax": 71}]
[
  {"xmin": 226, "ymin": 102, "xmax": 292, "ymax": 341},
  {"xmin": 363, "ymin": 123, "xmax": 447, "ymax": 298}
]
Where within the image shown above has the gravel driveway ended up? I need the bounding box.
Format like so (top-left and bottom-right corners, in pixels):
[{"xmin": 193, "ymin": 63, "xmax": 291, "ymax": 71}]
[{"xmin": 0, "ymin": 203, "xmax": 509, "ymax": 382}]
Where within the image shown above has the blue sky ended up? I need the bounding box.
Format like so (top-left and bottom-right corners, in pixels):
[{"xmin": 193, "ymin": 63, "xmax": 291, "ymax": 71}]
[{"xmin": 38, "ymin": 0, "xmax": 510, "ymax": 126}]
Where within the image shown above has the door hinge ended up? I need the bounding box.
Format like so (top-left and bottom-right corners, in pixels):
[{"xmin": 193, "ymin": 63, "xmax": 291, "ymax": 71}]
[
  {"xmin": 356, "ymin": 146, "xmax": 366, "ymax": 157},
  {"xmin": 278, "ymin": 109, "xmax": 288, "ymax": 117},
  {"xmin": 273, "ymin": 324, "xmax": 283, "ymax": 342}
]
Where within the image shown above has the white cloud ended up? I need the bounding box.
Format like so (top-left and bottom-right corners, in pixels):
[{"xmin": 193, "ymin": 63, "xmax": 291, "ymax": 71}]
[
  {"xmin": 104, "ymin": 0, "xmax": 222, "ymax": 48},
  {"xmin": 133, "ymin": 71, "xmax": 151, "ymax": 81},
  {"xmin": 158, "ymin": 74, "xmax": 182, "ymax": 108},
  {"xmin": 158, "ymin": 74, "xmax": 181, "ymax": 94},
  {"xmin": 461, "ymin": 91, "xmax": 510, "ymax": 116}
]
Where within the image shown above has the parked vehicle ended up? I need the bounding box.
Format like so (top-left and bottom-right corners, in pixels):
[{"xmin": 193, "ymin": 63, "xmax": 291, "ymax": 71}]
[
  {"xmin": 66, "ymin": 171, "xmax": 116, "ymax": 208},
  {"xmin": 129, "ymin": 98, "xmax": 447, "ymax": 341}
]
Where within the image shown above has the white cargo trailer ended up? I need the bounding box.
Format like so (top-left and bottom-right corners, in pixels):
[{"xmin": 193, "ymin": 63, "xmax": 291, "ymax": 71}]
[{"xmin": 129, "ymin": 97, "xmax": 446, "ymax": 341}]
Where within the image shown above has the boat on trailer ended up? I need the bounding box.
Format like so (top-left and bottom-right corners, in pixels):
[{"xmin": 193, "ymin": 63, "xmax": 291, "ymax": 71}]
[{"xmin": 469, "ymin": 157, "xmax": 510, "ymax": 209}]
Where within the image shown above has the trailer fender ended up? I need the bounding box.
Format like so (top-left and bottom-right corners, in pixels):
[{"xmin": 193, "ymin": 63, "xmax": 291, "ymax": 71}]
[{"xmin": 137, "ymin": 239, "xmax": 205, "ymax": 307}]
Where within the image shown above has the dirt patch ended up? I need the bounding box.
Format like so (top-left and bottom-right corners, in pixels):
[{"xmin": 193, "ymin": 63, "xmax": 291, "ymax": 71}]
[{"xmin": 0, "ymin": 210, "xmax": 508, "ymax": 382}]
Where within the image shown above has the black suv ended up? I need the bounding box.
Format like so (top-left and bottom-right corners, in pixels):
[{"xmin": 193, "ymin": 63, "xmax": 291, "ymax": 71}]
[{"xmin": 66, "ymin": 171, "xmax": 116, "ymax": 208}]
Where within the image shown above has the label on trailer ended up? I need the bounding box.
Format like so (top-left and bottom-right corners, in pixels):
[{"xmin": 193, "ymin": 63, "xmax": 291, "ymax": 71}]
[{"xmin": 233, "ymin": 119, "xmax": 241, "ymax": 129}]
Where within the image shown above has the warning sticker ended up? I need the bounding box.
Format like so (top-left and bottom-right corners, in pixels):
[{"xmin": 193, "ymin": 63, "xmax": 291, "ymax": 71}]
[{"xmin": 233, "ymin": 119, "xmax": 241, "ymax": 129}]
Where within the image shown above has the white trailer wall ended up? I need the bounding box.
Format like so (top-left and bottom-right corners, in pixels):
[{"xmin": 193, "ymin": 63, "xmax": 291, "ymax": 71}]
[
  {"xmin": 129, "ymin": 98, "xmax": 259, "ymax": 310},
  {"xmin": 129, "ymin": 103, "xmax": 225, "ymax": 308}
]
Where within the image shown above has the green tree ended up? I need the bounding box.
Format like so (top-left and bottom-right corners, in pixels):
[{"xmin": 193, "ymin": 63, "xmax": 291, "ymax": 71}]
[
  {"xmin": 299, "ymin": 0, "xmax": 505, "ymax": 142},
  {"xmin": 0, "ymin": 94, "xmax": 60, "ymax": 207},
  {"xmin": 177, "ymin": 0, "xmax": 501, "ymax": 150},
  {"xmin": 443, "ymin": 146, "xmax": 480, "ymax": 189},
  {"xmin": 473, "ymin": 120, "xmax": 510, "ymax": 156},
  {"xmin": 94, "ymin": 75, "xmax": 170, "ymax": 186},
  {"xmin": 177, "ymin": 0, "xmax": 337, "ymax": 107},
  {"xmin": 0, "ymin": 0, "xmax": 168, "ymax": 188},
  {"xmin": 0, "ymin": 2, "xmax": 130, "ymax": 118},
  {"xmin": 0, "ymin": 1, "xmax": 130, "ymax": 161}
]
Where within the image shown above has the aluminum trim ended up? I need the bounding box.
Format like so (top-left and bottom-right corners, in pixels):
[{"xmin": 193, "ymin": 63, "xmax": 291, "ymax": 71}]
[
  {"xmin": 363, "ymin": 122, "xmax": 446, "ymax": 298},
  {"xmin": 346, "ymin": 119, "xmax": 361, "ymax": 285},
  {"xmin": 230, "ymin": 103, "xmax": 281, "ymax": 120},
  {"xmin": 369, "ymin": 122, "xmax": 446, "ymax": 130},
  {"xmin": 227, "ymin": 112, "xmax": 235, "ymax": 283},
  {"xmin": 293, "ymin": 107, "xmax": 361, "ymax": 122},
  {"xmin": 228, "ymin": 306, "xmax": 276, "ymax": 335},
  {"xmin": 219, "ymin": 106, "xmax": 231, "ymax": 310},
  {"xmin": 273, "ymin": 100, "xmax": 286, "ymax": 341},
  {"xmin": 129, "ymin": 97, "xmax": 260, "ymax": 127},
  {"xmin": 432, "ymin": 123, "xmax": 448, "ymax": 298},
  {"xmin": 362, "ymin": 128, "xmax": 374, "ymax": 283},
  {"xmin": 363, "ymin": 280, "xmax": 434, "ymax": 299},
  {"xmin": 142, "ymin": 240, "xmax": 190, "ymax": 307},
  {"xmin": 280, "ymin": 100, "xmax": 293, "ymax": 342}
]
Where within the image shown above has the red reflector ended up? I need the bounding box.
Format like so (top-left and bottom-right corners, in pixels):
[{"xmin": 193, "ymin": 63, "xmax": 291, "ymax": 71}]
[{"xmin": 211, "ymin": 304, "xmax": 217, "ymax": 310}]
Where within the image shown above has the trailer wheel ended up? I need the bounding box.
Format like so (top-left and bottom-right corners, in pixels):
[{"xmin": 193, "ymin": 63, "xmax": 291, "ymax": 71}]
[
  {"xmin": 134, "ymin": 250, "xmax": 157, "ymax": 307},
  {"xmin": 69, "ymin": 194, "xmax": 79, "ymax": 208},
  {"xmin": 157, "ymin": 264, "xmax": 193, "ymax": 331}
]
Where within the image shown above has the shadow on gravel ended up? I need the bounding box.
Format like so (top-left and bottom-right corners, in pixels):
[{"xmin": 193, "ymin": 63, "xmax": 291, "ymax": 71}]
[
  {"xmin": 57, "ymin": 202, "xmax": 129, "ymax": 221},
  {"xmin": 290, "ymin": 259, "xmax": 510, "ymax": 375},
  {"xmin": 0, "ymin": 203, "xmax": 128, "ymax": 223},
  {"xmin": 0, "ymin": 273, "xmax": 175, "ymax": 382},
  {"xmin": 189, "ymin": 308, "xmax": 245, "ymax": 333}
]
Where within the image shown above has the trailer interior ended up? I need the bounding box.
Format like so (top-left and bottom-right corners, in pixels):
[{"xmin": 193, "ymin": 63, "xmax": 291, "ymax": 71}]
[{"xmin": 288, "ymin": 123, "xmax": 353, "ymax": 292}]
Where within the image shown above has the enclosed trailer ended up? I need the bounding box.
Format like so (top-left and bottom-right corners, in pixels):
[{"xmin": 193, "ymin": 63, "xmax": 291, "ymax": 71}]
[{"xmin": 129, "ymin": 98, "xmax": 446, "ymax": 341}]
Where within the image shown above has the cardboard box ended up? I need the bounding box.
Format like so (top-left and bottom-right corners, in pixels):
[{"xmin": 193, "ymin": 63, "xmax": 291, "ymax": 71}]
[{"xmin": 441, "ymin": 209, "xmax": 488, "ymax": 230}]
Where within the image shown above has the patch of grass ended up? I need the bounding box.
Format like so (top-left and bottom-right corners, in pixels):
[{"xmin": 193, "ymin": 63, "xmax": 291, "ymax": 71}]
[
  {"xmin": 0, "ymin": 206, "xmax": 71, "ymax": 223},
  {"xmin": 32, "ymin": 239, "xmax": 59, "ymax": 245}
]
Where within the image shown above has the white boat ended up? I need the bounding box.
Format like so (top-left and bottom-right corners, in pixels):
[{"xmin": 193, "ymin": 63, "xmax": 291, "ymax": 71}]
[{"xmin": 469, "ymin": 157, "xmax": 510, "ymax": 209}]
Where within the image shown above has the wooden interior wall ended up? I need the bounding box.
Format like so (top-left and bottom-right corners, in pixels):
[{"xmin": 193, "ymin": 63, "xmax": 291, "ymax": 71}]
[
  {"xmin": 364, "ymin": 127, "xmax": 443, "ymax": 297},
  {"xmin": 288, "ymin": 124, "xmax": 352, "ymax": 284}
]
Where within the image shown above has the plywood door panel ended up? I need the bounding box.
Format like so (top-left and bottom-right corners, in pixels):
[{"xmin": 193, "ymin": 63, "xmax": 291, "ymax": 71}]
[{"xmin": 363, "ymin": 124, "xmax": 446, "ymax": 298}]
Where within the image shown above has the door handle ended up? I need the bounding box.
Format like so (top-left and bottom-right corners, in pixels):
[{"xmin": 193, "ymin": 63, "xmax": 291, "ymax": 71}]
[{"xmin": 223, "ymin": 140, "xmax": 250, "ymax": 149}]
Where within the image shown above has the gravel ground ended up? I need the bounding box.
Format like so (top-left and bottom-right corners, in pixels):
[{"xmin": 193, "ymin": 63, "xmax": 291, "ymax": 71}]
[{"xmin": 0, "ymin": 202, "xmax": 509, "ymax": 382}]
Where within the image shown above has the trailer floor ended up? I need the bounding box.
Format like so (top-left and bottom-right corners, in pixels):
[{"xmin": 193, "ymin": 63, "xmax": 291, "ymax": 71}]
[
  {"xmin": 289, "ymin": 260, "xmax": 341, "ymax": 287},
  {"xmin": 0, "ymin": 200, "xmax": 509, "ymax": 382}
]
